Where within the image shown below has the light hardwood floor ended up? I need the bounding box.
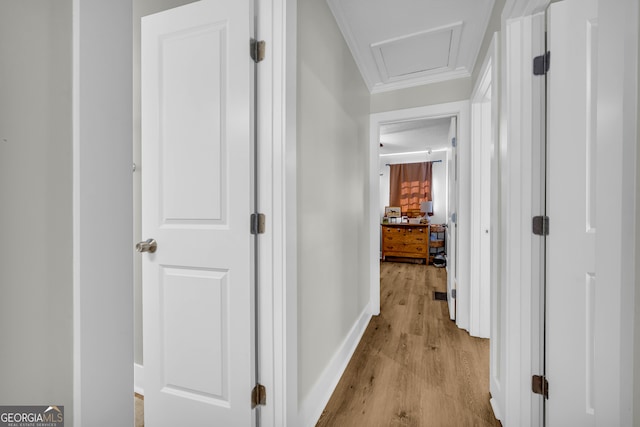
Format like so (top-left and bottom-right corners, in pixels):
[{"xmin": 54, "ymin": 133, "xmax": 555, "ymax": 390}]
[
  {"xmin": 135, "ymin": 394, "xmax": 144, "ymax": 427},
  {"xmin": 134, "ymin": 263, "xmax": 498, "ymax": 427},
  {"xmin": 316, "ymin": 262, "xmax": 500, "ymax": 427}
]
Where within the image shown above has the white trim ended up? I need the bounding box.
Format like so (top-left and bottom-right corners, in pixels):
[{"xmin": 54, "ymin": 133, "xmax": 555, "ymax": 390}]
[
  {"xmin": 498, "ymin": 12, "xmax": 546, "ymax": 427},
  {"xmin": 276, "ymin": 0, "xmax": 299, "ymax": 425},
  {"xmin": 469, "ymin": 37, "xmax": 494, "ymax": 339},
  {"xmin": 380, "ymin": 148, "xmax": 448, "ymax": 157},
  {"xmin": 369, "ymin": 101, "xmax": 470, "ymax": 325},
  {"xmin": 489, "ymin": 28, "xmax": 504, "ymax": 424},
  {"xmin": 298, "ymin": 308, "xmax": 372, "ymax": 427},
  {"xmin": 369, "ymin": 69, "xmax": 472, "ymax": 94},
  {"xmin": 134, "ymin": 363, "xmax": 144, "ymax": 396},
  {"xmin": 456, "ymin": 105, "xmax": 472, "ymax": 332},
  {"xmin": 256, "ymin": 1, "xmax": 283, "ymax": 426},
  {"xmin": 489, "ymin": 397, "xmax": 503, "ymax": 422},
  {"xmin": 252, "ymin": 0, "xmax": 296, "ymax": 426}
]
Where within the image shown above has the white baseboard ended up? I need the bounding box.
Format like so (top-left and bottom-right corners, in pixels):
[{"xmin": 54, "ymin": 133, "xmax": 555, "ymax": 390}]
[
  {"xmin": 299, "ymin": 306, "xmax": 372, "ymax": 427},
  {"xmin": 489, "ymin": 397, "xmax": 502, "ymax": 422},
  {"xmin": 134, "ymin": 363, "xmax": 144, "ymax": 396}
]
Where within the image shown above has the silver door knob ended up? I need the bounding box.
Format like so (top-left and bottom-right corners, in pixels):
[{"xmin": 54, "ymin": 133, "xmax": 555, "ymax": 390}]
[{"xmin": 136, "ymin": 238, "xmax": 157, "ymax": 253}]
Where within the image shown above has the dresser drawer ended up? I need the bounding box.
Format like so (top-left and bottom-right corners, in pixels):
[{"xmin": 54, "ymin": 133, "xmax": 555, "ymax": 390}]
[
  {"xmin": 401, "ymin": 243, "xmax": 427, "ymax": 254},
  {"xmin": 383, "ymin": 230, "xmax": 427, "ymax": 244},
  {"xmin": 383, "ymin": 233, "xmax": 422, "ymax": 243},
  {"xmin": 401, "ymin": 234, "xmax": 427, "ymax": 244}
]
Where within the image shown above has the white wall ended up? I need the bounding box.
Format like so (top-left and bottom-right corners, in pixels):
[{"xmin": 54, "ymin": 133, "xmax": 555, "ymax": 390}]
[
  {"xmin": 370, "ymin": 79, "xmax": 472, "ymax": 114},
  {"xmin": 635, "ymin": 1, "xmax": 640, "ymax": 422},
  {"xmin": 297, "ymin": 0, "xmax": 371, "ymax": 423},
  {"xmin": 0, "ymin": 1, "xmax": 134, "ymax": 425},
  {"xmin": 379, "ymin": 151, "xmax": 448, "ymax": 225},
  {"xmin": 472, "ymin": 0, "xmax": 506, "ymax": 84},
  {"xmin": 0, "ymin": 0, "xmax": 73, "ymax": 420},
  {"xmin": 596, "ymin": 0, "xmax": 638, "ymax": 423}
]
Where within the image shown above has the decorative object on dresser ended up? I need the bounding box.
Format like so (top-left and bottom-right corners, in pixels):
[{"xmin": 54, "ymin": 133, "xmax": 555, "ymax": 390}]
[{"xmin": 381, "ymin": 223, "xmax": 429, "ymax": 263}]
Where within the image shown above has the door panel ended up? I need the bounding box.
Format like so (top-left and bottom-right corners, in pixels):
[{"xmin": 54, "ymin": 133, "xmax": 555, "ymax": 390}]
[
  {"xmin": 141, "ymin": 1, "xmax": 255, "ymax": 425},
  {"xmin": 546, "ymin": 0, "xmax": 598, "ymax": 424}
]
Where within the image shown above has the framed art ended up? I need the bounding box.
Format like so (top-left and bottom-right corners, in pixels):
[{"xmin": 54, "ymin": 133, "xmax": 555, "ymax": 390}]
[{"xmin": 385, "ymin": 206, "xmax": 401, "ymax": 218}]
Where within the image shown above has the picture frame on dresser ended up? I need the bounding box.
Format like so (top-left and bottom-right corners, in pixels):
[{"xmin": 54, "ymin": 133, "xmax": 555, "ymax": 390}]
[{"xmin": 385, "ymin": 206, "xmax": 401, "ymax": 217}]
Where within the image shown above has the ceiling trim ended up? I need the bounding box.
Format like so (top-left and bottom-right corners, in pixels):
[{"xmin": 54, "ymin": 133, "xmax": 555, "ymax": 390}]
[{"xmin": 370, "ymin": 68, "xmax": 471, "ymax": 94}]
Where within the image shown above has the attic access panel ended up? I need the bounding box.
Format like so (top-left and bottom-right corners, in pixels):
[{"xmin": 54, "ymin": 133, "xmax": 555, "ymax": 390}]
[{"xmin": 371, "ymin": 22, "xmax": 463, "ymax": 82}]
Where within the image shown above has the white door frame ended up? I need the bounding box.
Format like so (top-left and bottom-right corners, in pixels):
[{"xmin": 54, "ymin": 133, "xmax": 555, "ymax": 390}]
[
  {"xmin": 469, "ymin": 34, "xmax": 497, "ymax": 339},
  {"xmin": 369, "ymin": 101, "xmax": 470, "ymax": 323},
  {"xmin": 495, "ymin": 9, "xmax": 547, "ymax": 426}
]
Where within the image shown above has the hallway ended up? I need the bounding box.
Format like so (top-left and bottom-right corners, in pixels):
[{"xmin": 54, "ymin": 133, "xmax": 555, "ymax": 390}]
[{"xmin": 316, "ymin": 262, "xmax": 499, "ymax": 427}]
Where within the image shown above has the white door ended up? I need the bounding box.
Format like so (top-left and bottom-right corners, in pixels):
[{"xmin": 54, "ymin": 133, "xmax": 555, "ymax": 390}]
[
  {"xmin": 446, "ymin": 116, "xmax": 457, "ymax": 320},
  {"xmin": 141, "ymin": 1, "xmax": 255, "ymax": 426},
  {"xmin": 546, "ymin": 0, "xmax": 598, "ymax": 424}
]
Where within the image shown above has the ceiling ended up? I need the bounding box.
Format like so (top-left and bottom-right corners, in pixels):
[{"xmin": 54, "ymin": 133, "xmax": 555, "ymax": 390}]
[
  {"xmin": 326, "ymin": 0, "xmax": 495, "ymax": 93},
  {"xmin": 379, "ymin": 117, "xmax": 451, "ymax": 155}
]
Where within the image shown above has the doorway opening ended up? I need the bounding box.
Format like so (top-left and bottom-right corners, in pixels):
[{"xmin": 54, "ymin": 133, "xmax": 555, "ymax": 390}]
[
  {"xmin": 369, "ymin": 101, "xmax": 470, "ymax": 321},
  {"xmin": 369, "ymin": 93, "xmax": 498, "ymax": 416},
  {"xmin": 378, "ymin": 116, "xmax": 454, "ymax": 312}
]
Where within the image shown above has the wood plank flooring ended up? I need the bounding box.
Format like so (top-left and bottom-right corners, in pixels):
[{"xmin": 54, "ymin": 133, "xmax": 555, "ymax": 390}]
[
  {"xmin": 135, "ymin": 394, "xmax": 144, "ymax": 427},
  {"xmin": 316, "ymin": 262, "xmax": 500, "ymax": 427}
]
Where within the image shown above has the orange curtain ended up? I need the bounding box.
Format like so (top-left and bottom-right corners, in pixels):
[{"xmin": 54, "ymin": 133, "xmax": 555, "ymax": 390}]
[{"xmin": 389, "ymin": 162, "xmax": 433, "ymax": 212}]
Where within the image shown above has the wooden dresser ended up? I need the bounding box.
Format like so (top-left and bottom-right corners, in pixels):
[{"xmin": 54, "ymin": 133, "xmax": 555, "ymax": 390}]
[{"xmin": 381, "ymin": 223, "xmax": 429, "ymax": 262}]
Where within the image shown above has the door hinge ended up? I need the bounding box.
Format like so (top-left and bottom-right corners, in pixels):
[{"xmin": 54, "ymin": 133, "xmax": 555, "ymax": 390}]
[
  {"xmin": 532, "ymin": 375, "xmax": 549, "ymax": 399},
  {"xmin": 451, "ymin": 289, "xmax": 456, "ymax": 299},
  {"xmin": 533, "ymin": 51, "xmax": 550, "ymax": 75},
  {"xmin": 251, "ymin": 39, "xmax": 266, "ymax": 63},
  {"xmin": 251, "ymin": 213, "xmax": 266, "ymax": 235},
  {"xmin": 251, "ymin": 383, "xmax": 266, "ymax": 408},
  {"xmin": 532, "ymin": 215, "xmax": 549, "ymax": 236},
  {"xmin": 451, "ymin": 136, "xmax": 457, "ymax": 148}
]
